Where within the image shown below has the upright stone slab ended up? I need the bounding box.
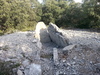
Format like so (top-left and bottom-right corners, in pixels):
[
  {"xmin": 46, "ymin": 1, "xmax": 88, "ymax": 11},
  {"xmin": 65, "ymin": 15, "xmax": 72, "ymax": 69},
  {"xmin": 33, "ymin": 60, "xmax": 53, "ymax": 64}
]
[
  {"xmin": 48, "ymin": 23, "xmax": 69, "ymax": 47},
  {"xmin": 53, "ymin": 48, "xmax": 59, "ymax": 65},
  {"xmin": 35, "ymin": 22, "xmax": 51, "ymax": 43}
]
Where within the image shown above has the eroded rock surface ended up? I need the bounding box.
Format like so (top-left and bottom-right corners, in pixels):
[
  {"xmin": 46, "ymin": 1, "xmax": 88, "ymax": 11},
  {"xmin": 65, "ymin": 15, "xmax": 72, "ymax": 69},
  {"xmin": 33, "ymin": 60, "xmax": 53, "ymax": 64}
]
[
  {"xmin": 48, "ymin": 23, "xmax": 69, "ymax": 47},
  {"xmin": 35, "ymin": 22, "xmax": 51, "ymax": 43},
  {"xmin": 24, "ymin": 63, "xmax": 41, "ymax": 75},
  {"xmin": 53, "ymin": 44, "xmax": 100, "ymax": 75}
]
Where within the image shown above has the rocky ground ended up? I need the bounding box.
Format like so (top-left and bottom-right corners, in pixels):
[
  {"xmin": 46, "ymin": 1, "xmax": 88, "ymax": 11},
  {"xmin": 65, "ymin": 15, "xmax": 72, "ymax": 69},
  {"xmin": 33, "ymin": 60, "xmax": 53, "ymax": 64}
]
[
  {"xmin": 62, "ymin": 29, "xmax": 100, "ymax": 50},
  {"xmin": 0, "ymin": 29, "xmax": 100, "ymax": 75}
]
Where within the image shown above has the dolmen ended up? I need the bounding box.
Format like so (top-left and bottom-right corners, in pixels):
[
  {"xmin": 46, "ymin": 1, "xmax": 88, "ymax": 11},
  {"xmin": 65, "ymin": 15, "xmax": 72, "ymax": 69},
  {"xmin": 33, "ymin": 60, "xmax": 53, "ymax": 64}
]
[{"xmin": 35, "ymin": 22, "xmax": 69, "ymax": 47}]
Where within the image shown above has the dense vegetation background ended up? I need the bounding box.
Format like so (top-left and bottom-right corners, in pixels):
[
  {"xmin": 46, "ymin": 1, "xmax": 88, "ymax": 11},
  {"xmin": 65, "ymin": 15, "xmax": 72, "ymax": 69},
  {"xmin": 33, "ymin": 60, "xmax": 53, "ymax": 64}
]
[{"xmin": 0, "ymin": 0, "xmax": 100, "ymax": 35}]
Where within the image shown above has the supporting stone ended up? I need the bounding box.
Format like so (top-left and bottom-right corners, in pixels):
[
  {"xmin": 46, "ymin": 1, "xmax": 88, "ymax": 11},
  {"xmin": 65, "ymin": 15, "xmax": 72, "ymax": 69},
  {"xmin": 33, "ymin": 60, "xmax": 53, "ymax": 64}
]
[
  {"xmin": 35, "ymin": 22, "xmax": 51, "ymax": 43},
  {"xmin": 53, "ymin": 48, "xmax": 59, "ymax": 65},
  {"xmin": 48, "ymin": 23, "xmax": 69, "ymax": 47},
  {"xmin": 37, "ymin": 41, "xmax": 42, "ymax": 49}
]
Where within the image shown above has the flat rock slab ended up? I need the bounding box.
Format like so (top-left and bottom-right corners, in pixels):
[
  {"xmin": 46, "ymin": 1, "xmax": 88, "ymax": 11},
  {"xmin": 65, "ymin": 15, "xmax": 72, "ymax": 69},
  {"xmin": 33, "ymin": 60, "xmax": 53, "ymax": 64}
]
[
  {"xmin": 24, "ymin": 63, "xmax": 41, "ymax": 75},
  {"xmin": 48, "ymin": 23, "xmax": 69, "ymax": 47},
  {"xmin": 63, "ymin": 44, "xmax": 76, "ymax": 51}
]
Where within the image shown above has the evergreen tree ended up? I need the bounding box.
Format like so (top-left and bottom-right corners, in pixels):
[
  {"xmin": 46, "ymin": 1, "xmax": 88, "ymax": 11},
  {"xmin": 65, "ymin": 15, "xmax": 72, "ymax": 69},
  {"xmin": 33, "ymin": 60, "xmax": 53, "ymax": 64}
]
[{"xmin": 0, "ymin": 0, "xmax": 41, "ymax": 34}]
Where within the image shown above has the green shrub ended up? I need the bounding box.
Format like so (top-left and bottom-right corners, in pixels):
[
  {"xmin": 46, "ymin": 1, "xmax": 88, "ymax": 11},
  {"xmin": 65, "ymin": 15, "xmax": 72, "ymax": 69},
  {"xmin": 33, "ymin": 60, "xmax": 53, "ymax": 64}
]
[
  {"xmin": 0, "ymin": 30, "xmax": 4, "ymax": 36},
  {"xmin": 0, "ymin": 61, "xmax": 21, "ymax": 75}
]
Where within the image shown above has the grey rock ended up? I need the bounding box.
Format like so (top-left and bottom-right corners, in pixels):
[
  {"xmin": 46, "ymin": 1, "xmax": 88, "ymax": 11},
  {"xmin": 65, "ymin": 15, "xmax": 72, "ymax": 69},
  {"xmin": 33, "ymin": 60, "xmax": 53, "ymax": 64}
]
[
  {"xmin": 63, "ymin": 44, "xmax": 76, "ymax": 51},
  {"xmin": 32, "ymin": 39, "xmax": 38, "ymax": 43},
  {"xmin": 53, "ymin": 48, "xmax": 59, "ymax": 65},
  {"xmin": 37, "ymin": 41, "xmax": 42, "ymax": 49},
  {"xmin": 35, "ymin": 22, "xmax": 51, "ymax": 43},
  {"xmin": 63, "ymin": 59, "xmax": 66, "ymax": 62},
  {"xmin": 56, "ymin": 71, "xmax": 59, "ymax": 75},
  {"xmin": 24, "ymin": 63, "xmax": 41, "ymax": 75},
  {"xmin": 67, "ymin": 62, "xmax": 71, "ymax": 66},
  {"xmin": 48, "ymin": 23, "xmax": 69, "ymax": 47},
  {"xmin": 32, "ymin": 50, "xmax": 40, "ymax": 61},
  {"xmin": 19, "ymin": 66, "xmax": 24, "ymax": 71},
  {"xmin": 17, "ymin": 69, "xmax": 23, "ymax": 75},
  {"xmin": 22, "ymin": 59, "xmax": 30, "ymax": 68},
  {"xmin": 93, "ymin": 63, "xmax": 100, "ymax": 73}
]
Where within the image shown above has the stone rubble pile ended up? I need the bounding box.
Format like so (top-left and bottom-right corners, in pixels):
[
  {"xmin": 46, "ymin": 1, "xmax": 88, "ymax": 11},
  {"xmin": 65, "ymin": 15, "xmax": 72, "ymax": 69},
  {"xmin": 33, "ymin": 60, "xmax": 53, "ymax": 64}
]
[
  {"xmin": 0, "ymin": 31, "xmax": 42, "ymax": 75},
  {"xmin": 52, "ymin": 44, "xmax": 100, "ymax": 75},
  {"xmin": 35, "ymin": 22, "xmax": 100, "ymax": 75},
  {"xmin": 0, "ymin": 22, "xmax": 100, "ymax": 75}
]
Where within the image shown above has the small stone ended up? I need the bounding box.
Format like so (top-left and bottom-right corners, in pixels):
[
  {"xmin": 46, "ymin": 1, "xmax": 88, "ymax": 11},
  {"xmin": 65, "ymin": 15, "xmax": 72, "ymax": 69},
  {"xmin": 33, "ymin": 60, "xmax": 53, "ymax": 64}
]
[
  {"xmin": 62, "ymin": 59, "xmax": 66, "ymax": 63},
  {"xmin": 63, "ymin": 50, "xmax": 68, "ymax": 56},
  {"xmin": 17, "ymin": 69, "xmax": 23, "ymax": 75},
  {"xmin": 37, "ymin": 41, "xmax": 42, "ymax": 49},
  {"xmin": 22, "ymin": 59, "xmax": 30, "ymax": 67},
  {"xmin": 90, "ymin": 61, "xmax": 93, "ymax": 64},
  {"xmin": 72, "ymin": 62, "xmax": 76, "ymax": 65},
  {"xmin": 29, "ymin": 64, "xmax": 41, "ymax": 75},
  {"xmin": 24, "ymin": 63, "xmax": 41, "ymax": 75},
  {"xmin": 48, "ymin": 23, "xmax": 69, "ymax": 47},
  {"xmin": 59, "ymin": 71, "xmax": 63, "ymax": 74},
  {"xmin": 64, "ymin": 72, "xmax": 66, "ymax": 74},
  {"xmin": 56, "ymin": 71, "xmax": 59, "ymax": 75},
  {"xmin": 32, "ymin": 39, "xmax": 37, "ymax": 43},
  {"xmin": 53, "ymin": 48, "xmax": 59, "ymax": 65},
  {"xmin": 73, "ymin": 56, "xmax": 77, "ymax": 60},
  {"xmin": 63, "ymin": 44, "xmax": 76, "ymax": 51},
  {"xmin": 19, "ymin": 66, "xmax": 24, "ymax": 71},
  {"xmin": 93, "ymin": 63, "xmax": 100, "ymax": 73},
  {"xmin": 67, "ymin": 67, "xmax": 70, "ymax": 69},
  {"xmin": 67, "ymin": 63, "xmax": 71, "ymax": 66}
]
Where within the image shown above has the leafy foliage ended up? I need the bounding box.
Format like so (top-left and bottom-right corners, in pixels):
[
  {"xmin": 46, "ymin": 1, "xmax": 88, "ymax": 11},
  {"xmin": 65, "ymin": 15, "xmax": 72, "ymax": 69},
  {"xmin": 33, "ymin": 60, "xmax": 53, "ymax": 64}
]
[
  {"xmin": 0, "ymin": 0, "xmax": 100, "ymax": 35},
  {"xmin": 0, "ymin": 0, "xmax": 42, "ymax": 34},
  {"xmin": 41, "ymin": 0, "xmax": 100, "ymax": 29}
]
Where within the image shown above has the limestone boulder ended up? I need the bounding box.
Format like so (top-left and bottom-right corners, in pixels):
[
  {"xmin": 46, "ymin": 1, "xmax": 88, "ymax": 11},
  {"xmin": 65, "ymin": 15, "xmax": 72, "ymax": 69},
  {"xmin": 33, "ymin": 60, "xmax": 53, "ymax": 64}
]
[
  {"xmin": 24, "ymin": 63, "xmax": 41, "ymax": 75},
  {"xmin": 35, "ymin": 22, "xmax": 51, "ymax": 43},
  {"xmin": 17, "ymin": 69, "xmax": 23, "ymax": 75},
  {"xmin": 22, "ymin": 59, "xmax": 30, "ymax": 68},
  {"xmin": 53, "ymin": 48, "xmax": 59, "ymax": 65},
  {"xmin": 48, "ymin": 23, "xmax": 69, "ymax": 47}
]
